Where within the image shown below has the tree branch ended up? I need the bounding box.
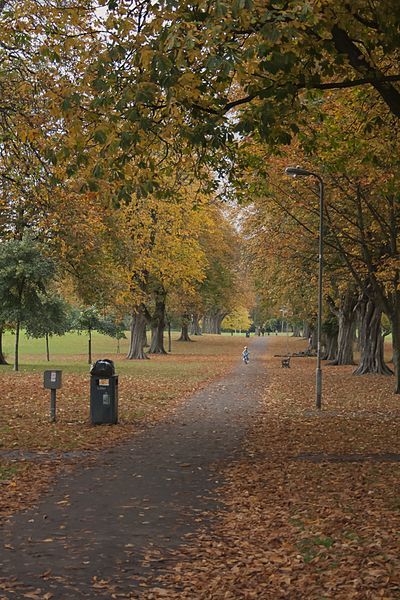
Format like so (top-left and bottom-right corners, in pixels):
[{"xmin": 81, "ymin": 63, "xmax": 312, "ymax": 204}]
[
  {"xmin": 312, "ymin": 74, "xmax": 400, "ymax": 91},
  {"xmin": 331, "ymin": 24, "xmax": 400, "ymax": 118},
  {"xmin": 191, "ymin": 74, "xmax": 400, "ymax": 117}
]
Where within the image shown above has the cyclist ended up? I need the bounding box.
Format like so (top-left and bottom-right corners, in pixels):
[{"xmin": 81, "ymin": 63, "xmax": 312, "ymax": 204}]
[{"xmin": 242, "ymin": 346, "xmax": 249, "ymax": 364}]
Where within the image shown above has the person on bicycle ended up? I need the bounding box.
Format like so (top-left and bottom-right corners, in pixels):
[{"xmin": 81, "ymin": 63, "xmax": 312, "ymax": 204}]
[{"xmin": 242, "ymin": 346, "xmax": 249, "ymax": 364}]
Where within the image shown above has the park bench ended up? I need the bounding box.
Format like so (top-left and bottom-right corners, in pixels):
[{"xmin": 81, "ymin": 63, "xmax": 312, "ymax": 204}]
[{"xmin": 281, "ymin": 357, "xmax": 291, "ymax": 368}]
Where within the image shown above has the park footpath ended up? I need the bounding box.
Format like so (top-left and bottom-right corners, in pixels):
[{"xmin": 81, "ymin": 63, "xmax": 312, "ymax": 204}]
[{"xmin": 0, "ymin": 337, "xmax": 267, "ymax": 599}]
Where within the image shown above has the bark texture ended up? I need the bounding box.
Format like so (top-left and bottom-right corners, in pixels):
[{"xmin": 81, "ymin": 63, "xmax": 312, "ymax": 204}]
[
  {"xmin": 308, "ymin": 329, "xmax": 317, "ymax": 352},
  {"xmin": 324, "ymin": 333, "xmax": 338, "ymax": 361},
  {"xmin": 327, "ymin": 287, "xmax": 358, "ymax": 365},
  {"xmin": 148, "ymin": 290, "xmax": 167, "ymax": 354},
  {"xmin": 331, "ymin": 25, "xmax": 400, "ymax": 119},
  {"xmin": 303, "ymin": 322, "xmax": 312, "ymax": 341},
  {"xmin": 202, "ymin": 310, "xmax": 226, "ymax": 334},
  {"xmin": 14, "ymin": 320, "xmax": 20, "ymax": 371},
  {"xmin": 321, "ymin": 315, "xmax": 338, "ymax": 361},
  {"xmin": 353, "ymin": 297, "xmax": 392, "ymax": 375},
  {"xmin": 0, "ymin": 327, "xmax": 8, "ymax": 365},
  {"xmin": 178, "ymin": 317, "xmax": 192, "ymax": 342},
  {"xmin": 190, "ymin": 315, "xmax": 202, "ymax": 336},
  {"xmin": 127, "ymin": 307, "xmax": 149, "ymax": 360},
  {"xmin": 292, "ymin": 325, "xmax": 302, "ymax": 337},
  {"xmin": 391, "ymin": 317, "xmax": 400, "ymax": 393}
]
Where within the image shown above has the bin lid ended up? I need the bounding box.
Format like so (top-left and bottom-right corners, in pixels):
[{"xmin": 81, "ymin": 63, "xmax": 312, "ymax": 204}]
[{"xmin": 90, "ymin": 359, "xmax": 115, "ymax": 377}]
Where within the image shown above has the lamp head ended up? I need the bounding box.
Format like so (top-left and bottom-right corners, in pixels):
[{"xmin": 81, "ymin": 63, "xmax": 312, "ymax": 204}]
[{"xmin": 285, "ymin": 166, "xmax": 312, "ymax": 178}]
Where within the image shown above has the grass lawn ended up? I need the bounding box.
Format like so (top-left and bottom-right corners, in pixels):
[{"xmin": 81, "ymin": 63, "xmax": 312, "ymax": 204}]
[
  {"xmin": 0, "ymin": 329, "xmax": 251, "ymax": 372},
  {"xmin": 0, "ymin": 331, "xmax": 247, "ymax": 518}
]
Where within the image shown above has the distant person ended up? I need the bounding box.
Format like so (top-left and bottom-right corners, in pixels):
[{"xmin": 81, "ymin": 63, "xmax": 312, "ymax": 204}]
[{"xmin": 242, "ymin": 346, "xmax": 249, "ymax": 365}]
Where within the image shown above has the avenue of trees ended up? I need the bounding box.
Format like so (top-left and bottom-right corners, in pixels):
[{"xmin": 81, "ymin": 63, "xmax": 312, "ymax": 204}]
[{"xmin": 1, "ymin": 1, "xmax": 400, "ymax": 394}]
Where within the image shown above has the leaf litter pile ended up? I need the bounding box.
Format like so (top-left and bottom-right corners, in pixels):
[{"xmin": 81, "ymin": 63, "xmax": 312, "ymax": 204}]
[
  {"xmin": 0, "ymin": 336, "xmax": 244, "ymax": 520},
  {"xmin": 143, "ymin": 337, "xmax": 400, "ymax": 599}
]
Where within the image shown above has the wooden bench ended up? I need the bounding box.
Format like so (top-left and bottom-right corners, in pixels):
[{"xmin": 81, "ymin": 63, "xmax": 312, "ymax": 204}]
[{"xmin": 281, "ymin": 357, "xmax": 291, "ymax": 368}]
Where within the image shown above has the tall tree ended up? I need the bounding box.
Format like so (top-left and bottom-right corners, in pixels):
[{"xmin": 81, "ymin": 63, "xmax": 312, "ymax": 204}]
[
  {"xmin": 25, "ymin": 295, "xmax": 72, "ymax": 361},
  {"xmin": 353, "ymin": 290, "xmax": 393, "ymax": 376},
  {"xmin": 0, "ymin": 236, "xmax": 56, "ymax": 370}
]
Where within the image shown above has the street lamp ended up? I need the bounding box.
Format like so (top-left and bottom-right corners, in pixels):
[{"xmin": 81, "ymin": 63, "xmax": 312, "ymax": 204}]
[{"xmin": 285, "ymin": 166, "xmax": 324, "ymax": 410}]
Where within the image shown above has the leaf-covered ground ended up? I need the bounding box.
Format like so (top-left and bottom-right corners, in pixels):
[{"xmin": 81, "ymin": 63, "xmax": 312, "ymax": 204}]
[
  {"xmin": 0, "ymin": 334, "xmax": 245, "ymax": 520},
  {"xmin": 143, "ymin": 337, "xmax": 400, "ymax": 599}
]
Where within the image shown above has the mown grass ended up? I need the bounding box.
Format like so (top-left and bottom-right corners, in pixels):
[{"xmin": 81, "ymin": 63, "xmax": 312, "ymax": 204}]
[
  {"xmin": 0, "ymin": 464, "xmax": 18, "ymax": 481},
  {"xmin": 0, "ymin": 330, "xmax": 250, "ymax": 373}
]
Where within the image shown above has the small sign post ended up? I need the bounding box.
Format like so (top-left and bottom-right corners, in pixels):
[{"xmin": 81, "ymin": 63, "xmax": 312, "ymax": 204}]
[{"xmin": 43, "ymin": 370, "xmax": 62, "ymax": 423}]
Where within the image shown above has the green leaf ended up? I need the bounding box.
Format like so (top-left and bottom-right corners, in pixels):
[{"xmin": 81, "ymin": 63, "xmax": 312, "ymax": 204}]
[
  {"xmin": 135, "ymin": 82, "xmax": 159, "ymax": 103},
  {"xmin": 232, "ymin": 0, "xmax": 246, "ymax": 18},
  {"xmin": 94, "ymin": 129, "xmax": 108, "ymax": 144},
  {"xmin": 92, "ymin": 78, "xmax": 109, "ymax": 92},
  {"xmin": 119, "ymin": 131, "xmax": 135, "ymax": 149},
  {"xmin": 92, "ymin": 164, "xmax": 104, "ymax": 178}
]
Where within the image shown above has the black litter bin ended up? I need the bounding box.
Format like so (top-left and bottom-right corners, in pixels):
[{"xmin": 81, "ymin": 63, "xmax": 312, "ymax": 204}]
[{"xmin": 90, "ymin": 359, "xmax": 118, "ymax": 425}]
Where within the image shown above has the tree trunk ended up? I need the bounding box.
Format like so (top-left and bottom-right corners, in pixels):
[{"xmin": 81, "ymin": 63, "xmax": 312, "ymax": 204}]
[
  {"xmin": 328, "ymin": 287, "xmax": 358, "ymax": 366},
  {"xmin": 127, "ymin": 307, "xmax": 148, "ymax": 360},
  {"xmin": 149, "ymin": 326, "xmax": 167, "ymax": 354},
  {"xmin": 292, "ymin": 324, "xmax": 302, "ymax": 337},
  {"xmin": 321, "ymin": 315, "xmax": 338, "ymax": 361},
  {"xmin": 14, "ymin": 319, "xmax": 20, "ymax": 371},
  {"xmin": 190, "ymin": 315, "xmax": 202, "ymax": 335},
  {"xmin": 46, "ymin": 333, "xmax": 50, "ymax": 361},
  {"xmin": 216, "ymin": 312, "xmax": 227, "ymax": 334},
  {"xmin": 168, "ymin": 321, "xmax": 172, "ymax": 352},
  {"xmin": 303, "ymin": 321, "xmax": 312, "ymax": 340},
  {"xmin": 88, "ymin": 328, "xmax": 92, "ymax": 364},
  {"xmin": 389, "ymin": 312, "xmax": 400, "ymax": 393},
  {"xmin": 149, "ymin": 293, "xmax": 167, "ymax": 354},
  {"xmin": 202, "ymin": 314, "xmax": 211, "ymax": 333},
  {"xmin": 323, "ymin": 332, "xmax": 338, "ymax": 361},
  {"xmin": 329, "ymin": 313, "xmax": 355, "ymax": 365},
  {"xmin": 178, "ymin": 322, "xmax": 192, "ymax": 341},
  {"xmin": 178, "ymin": 314, "xmax": 192, "ymax": 342},
  {"xmin": 309, "ymin": 329, "xmax": 317, "ymax": 351},
  {"xmin": 202, "ymin": 310, "xmax": 226, "ymax": 334},
  {"xmin": 353, "ymin": 298, "xmax": 393, "ymax": 375},
  {"xmin": 0, "ymin": 327, "xmax": 8, "ymax": 365}
]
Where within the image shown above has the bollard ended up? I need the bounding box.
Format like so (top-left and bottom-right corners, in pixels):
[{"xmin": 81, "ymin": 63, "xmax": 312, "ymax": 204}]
[{"xmin": 43, "ymin": 370, "xmax": 62, "ymax": 423}]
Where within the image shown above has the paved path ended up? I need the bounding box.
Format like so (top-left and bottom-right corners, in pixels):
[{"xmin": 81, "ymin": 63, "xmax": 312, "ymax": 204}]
[{"xmin": 0, "ymin": 338, "xmax": 267, "ymax": 598}]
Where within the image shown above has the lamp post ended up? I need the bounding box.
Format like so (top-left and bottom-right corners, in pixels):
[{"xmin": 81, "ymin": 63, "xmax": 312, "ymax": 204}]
[{"xmin": 285, "ymin": 166, "xmax": 324, "ymax": 410}]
